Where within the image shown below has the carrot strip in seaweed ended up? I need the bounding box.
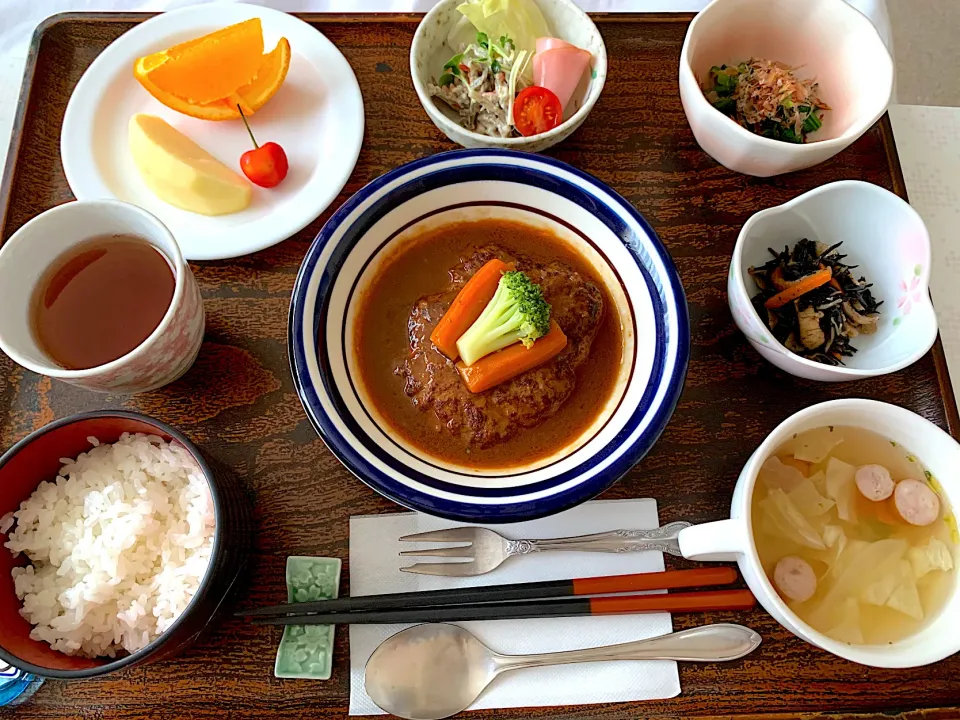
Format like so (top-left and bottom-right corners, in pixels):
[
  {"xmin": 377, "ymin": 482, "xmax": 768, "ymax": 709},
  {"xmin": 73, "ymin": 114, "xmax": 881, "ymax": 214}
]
[{"xmin": 764, "ymin": 268, "xmax": 833, "ymax": 310}]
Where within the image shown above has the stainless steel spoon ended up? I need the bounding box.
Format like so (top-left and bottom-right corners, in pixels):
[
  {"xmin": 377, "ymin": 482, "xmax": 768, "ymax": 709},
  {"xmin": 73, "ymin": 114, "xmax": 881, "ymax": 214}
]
[{"xmin": 364, "ymin": 623, "xmax": 761, "ymax": 720}]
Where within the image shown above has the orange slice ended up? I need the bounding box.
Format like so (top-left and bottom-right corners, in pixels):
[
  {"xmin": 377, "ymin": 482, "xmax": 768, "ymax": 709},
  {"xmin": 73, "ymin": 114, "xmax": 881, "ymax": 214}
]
[
  {"xmin": 137, "ymin": 18, "xmax": 264, "ymax": 105},
  {"xmin": 235, "ymin": 38, "xmax": 291, "ymax": 109},
  {"xmin": 134, "ymin": 36, "xmax": 291, "ymax": 122}
]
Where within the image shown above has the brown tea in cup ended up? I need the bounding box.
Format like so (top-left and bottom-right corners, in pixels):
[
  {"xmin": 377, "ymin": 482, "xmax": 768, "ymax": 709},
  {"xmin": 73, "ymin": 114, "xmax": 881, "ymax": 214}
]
[{"xmin": 31, "ymin": 235, "xmax": 175, "ymax": 370}]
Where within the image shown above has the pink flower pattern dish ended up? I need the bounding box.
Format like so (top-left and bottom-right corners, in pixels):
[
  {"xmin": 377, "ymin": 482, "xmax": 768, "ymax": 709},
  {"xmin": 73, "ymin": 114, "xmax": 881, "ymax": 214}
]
[
  {"xmin": 729, "ymin": 181, "xmax": 937, "ymax": 381},
  {"xmin": 896, "ymin": 266, "xmax": 925, "ymax": 323}
]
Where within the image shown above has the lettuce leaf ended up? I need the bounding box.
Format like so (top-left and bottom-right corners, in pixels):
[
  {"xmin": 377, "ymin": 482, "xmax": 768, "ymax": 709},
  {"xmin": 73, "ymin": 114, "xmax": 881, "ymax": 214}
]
[
  {"xmin": 809, "ymin": 538, "xmax": 907, "ymax": 628},
  {"xmin": 825, "ymin": 457, "xmax": 858, "ymax": 523},
  {"xmin": 758, "ymin": 456, "xmax": 806, "ymax": 493},
  {"xmin": 810, "ymin": 525, "xmax": 848, "ymax": 577},
  {"xmin": 759, "ymin": 489, "xmax": 826, "ymax": 550},
  {"xmin": 782, "ymin": 427, "xmax": 843, "ymax": 463},
  {"xmin": 456, "ymin": 0, "xmax": 550, "ymax": 80},
  {"xmin": 825, "ymin": 597, "xmax": 863, "ymax": 644},
  {"xmin": 907, "ymin": 537, "xmax": 955, "ymax": 579},
  {"xmin": 886, "ymin": 559, "xmax": 924, "ymax": 620},
  {"xmin": 861, "ymin": 567, "xmax": 899, "ymax": 606},
  {"xmin": 788, "ymin": 478, "xmax": 835, "ymax": 517}
]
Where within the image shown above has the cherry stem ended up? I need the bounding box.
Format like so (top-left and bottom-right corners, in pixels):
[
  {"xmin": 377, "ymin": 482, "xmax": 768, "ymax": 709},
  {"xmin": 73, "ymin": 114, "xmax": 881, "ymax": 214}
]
[{"xmin": 237, "ymin": 104, "xmax": 259, "ymax": 150}]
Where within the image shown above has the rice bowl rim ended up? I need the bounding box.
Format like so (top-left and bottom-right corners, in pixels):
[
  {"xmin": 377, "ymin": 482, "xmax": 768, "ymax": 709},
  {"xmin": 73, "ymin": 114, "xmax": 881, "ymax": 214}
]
[{"xmin": 0, "ymin": 410, "xmax": 224, "ymax": 680}]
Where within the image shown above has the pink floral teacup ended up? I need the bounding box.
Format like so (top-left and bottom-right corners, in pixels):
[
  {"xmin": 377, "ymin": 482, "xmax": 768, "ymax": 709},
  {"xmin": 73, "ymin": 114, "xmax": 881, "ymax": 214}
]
[
  {"xmin": 0, "ymin": 200, "xmax": 205, "ymax": 393},
  {"xmin": 728, "ymin": 180, "xmax": 937, "ymax": 382}
]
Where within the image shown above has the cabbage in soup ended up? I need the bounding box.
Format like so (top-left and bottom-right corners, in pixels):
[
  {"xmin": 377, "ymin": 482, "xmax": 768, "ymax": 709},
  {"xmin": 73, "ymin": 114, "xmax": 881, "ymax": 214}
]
[{"xmin": 751, "ymin": 426, "xmax": 957, "ymax": 645}]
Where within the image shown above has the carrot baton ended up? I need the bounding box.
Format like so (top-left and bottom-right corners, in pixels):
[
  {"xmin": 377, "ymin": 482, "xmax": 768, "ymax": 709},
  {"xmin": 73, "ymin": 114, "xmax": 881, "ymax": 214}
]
[
  {"xmin": 764, "ymin": 267, "xmax": 832, "ymax": 309},
  {"xmin": 457, "ymin": 320, "xmax": 567, "ymax": 393},
  {"xmin": 430, "ymin": 258, "xmax": 514, "ymax": 360}
]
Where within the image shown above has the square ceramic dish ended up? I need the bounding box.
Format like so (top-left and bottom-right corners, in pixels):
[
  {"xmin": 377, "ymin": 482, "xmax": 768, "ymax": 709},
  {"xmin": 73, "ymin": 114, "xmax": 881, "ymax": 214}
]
[{"xmin": 274, "ymin": 557, "xmax": 342, "ymax": 680}]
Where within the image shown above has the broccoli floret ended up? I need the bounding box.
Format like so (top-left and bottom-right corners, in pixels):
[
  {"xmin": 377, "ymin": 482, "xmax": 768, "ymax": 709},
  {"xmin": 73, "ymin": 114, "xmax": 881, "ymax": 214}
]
[{"xmin": 456, "ymin": 270, "xmax": 551, "ymax": 366}]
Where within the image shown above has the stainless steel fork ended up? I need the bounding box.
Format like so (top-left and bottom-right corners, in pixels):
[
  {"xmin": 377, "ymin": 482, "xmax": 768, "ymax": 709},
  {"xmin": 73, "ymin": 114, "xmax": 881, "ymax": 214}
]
[{"xmin": 399, "ymin": 521, "xmax": 691, "ymax": 576}]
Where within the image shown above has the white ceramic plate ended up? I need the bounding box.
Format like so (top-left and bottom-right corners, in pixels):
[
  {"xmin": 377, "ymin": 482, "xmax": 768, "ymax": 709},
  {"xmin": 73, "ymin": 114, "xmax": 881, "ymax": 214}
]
[{"xmin": 60, "ymin": 3, "xmax": 364, "ymax": 261}]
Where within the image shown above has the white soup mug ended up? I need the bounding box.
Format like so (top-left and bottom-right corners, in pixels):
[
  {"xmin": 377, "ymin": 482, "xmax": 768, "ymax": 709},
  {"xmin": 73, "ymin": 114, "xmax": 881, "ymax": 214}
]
[{"xmin": 678, "ymin": 399, "xmax": 960, "ymax": 668}]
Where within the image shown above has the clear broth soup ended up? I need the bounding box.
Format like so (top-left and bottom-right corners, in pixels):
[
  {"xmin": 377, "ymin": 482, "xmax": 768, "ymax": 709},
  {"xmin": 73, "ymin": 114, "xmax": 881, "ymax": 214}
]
[{"xmin": 751, "ymin": 425, "xmax": 958, "ymax": 645}]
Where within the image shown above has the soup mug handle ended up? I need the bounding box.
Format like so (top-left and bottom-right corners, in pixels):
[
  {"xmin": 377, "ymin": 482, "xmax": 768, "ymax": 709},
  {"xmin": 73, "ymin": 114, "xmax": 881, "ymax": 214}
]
[{"xmin": 677, "ymin": 520, "xmax": 750, "ymax": 562}]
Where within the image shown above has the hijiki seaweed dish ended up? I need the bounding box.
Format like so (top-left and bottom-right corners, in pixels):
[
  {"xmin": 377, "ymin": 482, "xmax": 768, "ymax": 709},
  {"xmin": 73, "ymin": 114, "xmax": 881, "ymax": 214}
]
[{"xmin": 749, "ymin": 239, "xmax": 882, "ymax": 365}]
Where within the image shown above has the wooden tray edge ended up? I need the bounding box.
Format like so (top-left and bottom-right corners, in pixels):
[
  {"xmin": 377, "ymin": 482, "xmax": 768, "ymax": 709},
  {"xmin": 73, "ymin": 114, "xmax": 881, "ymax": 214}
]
[
  {"xmin": 0, "ymin": 18, "xmax": 957, "ymax": 719},
  {"xmin": 0, "ymin": 12, "xmax": 51, "ymax": 238}
]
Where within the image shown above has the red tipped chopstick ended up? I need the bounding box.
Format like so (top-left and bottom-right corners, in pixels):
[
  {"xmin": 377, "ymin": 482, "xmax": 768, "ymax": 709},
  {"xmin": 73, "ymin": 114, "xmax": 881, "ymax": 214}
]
[
  {"xmin": 240, "ymin": 566, "xmax": 737, "ymax": 617},
  {"xmin": 239, "ymin": 566, "xmax": 754, "ymax": 626},
  {"xmin": 250, "ymin": 588, "xmax": 756, "ymax": 626}
]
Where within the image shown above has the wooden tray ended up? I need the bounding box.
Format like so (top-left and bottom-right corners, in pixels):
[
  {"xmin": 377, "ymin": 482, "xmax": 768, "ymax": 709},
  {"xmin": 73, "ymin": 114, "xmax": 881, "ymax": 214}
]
[{"xmin": 1, "ymin": 12, "xmax": 958, "ymax": 720}]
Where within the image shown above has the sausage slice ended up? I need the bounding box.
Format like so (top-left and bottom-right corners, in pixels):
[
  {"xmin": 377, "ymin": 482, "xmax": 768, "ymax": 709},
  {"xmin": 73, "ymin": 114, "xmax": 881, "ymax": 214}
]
[
  {"xmin": 855, "ymin": 464, "xmax": 895, "ymax": 501},
  {"xmin": 893, "ymin": 479, "xmax": 941, "ymax": 526},
  {"xmin": 774, "ymin": 556, "xmax": 817, "ymax": 602}
]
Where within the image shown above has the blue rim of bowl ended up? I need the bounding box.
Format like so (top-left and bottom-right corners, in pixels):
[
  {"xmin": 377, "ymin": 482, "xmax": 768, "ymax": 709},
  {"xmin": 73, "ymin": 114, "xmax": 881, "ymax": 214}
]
[
  {"xmin": 0, "ymin": 411, "xmax": 224, "ymax": 679},
  {"xmin": 289, "ymin": 149, "xmax": 690, "ymax": 522}
]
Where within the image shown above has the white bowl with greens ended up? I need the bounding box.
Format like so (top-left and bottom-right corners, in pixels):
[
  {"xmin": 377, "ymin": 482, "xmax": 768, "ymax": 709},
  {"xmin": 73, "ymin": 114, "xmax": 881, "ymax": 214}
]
[
  {"xmin": 679, "ymin": 0, "xmax": 893, "ymax": 177},
  {"xmin": 410, "ymin": 0, "xmax": 607, "ymax": 151}
]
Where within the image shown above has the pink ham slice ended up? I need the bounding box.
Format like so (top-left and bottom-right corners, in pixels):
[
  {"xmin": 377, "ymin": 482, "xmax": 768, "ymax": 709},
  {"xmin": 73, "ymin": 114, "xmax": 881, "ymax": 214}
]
[
  {"xmin": 535, "ymin": 37, "xmax": 577, "ymax": 54},
  {"xmin": 532, "ymin": 43, "xmax": 592, "ymax": 111}
]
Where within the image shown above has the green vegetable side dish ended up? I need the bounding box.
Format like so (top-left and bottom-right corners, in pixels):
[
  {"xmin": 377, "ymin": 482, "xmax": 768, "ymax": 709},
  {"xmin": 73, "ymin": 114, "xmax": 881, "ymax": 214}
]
[
  {"xmin": 274, "ymin": 556, "xmax": 342, "ymax": 680},
  {"xmin": 430, "ymin": 30, "xmax": 530, "ymax": 138},
  {"xmin": 456, "ymin": 270, "xmax": 551, "ymax": 366},
  {"xmin": 429, "ymin": 0, "xmax": 551, "ymax": 138},
  {"xmin": 703, "ymin": 59, "xmax": 829, "ymax": 143}
]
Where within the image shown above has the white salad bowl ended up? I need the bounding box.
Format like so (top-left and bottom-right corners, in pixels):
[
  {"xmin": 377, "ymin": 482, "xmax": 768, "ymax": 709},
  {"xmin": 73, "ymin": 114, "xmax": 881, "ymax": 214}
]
[
  {"xmin": 410, "ymin": 0, "xmax": 607, "ymax": 152},
  {"xmin": 728, "ymin": 180, "xmax": 937, "ymax": 382},
  {"xmin": 679, "ymin": 0, "xmax": 894, "ymax": 177},
  {"xmin": 678, "ymin": 399, "xmax": 960, "ymax": 668}
]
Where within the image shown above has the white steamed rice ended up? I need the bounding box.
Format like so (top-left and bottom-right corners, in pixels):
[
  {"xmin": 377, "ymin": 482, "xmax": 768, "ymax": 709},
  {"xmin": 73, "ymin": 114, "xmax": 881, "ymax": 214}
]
[{"xmin": 2, "ymin": 432, "xmax": 215, "ymax": 658}]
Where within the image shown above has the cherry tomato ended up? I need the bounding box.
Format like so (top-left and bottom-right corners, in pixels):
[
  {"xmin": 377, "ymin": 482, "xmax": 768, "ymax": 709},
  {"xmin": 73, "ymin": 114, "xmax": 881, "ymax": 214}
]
[
  {"xmin": 237, "ymin": 106, "xmax": 289, "ymax": 188},
  {"xmin": 512, "ymin": 86, "xmax": 563, "ymax": 137}
]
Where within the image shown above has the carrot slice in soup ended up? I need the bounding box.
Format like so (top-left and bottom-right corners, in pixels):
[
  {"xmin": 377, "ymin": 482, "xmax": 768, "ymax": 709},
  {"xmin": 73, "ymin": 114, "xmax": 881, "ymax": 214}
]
[
  {"xmin": 430, "ymin": 259, "xmax": 513, "ymax": 360},
  {"xmin": 456, "ymin": 321, "xmax": 567, "ymax": 393}
]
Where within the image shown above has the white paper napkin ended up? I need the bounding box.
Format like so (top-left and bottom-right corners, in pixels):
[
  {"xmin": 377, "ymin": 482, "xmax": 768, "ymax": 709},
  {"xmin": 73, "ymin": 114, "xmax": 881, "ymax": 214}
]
[{"xmin": 348, "ymin": 498, "xmax": 681, "ymax": 715}]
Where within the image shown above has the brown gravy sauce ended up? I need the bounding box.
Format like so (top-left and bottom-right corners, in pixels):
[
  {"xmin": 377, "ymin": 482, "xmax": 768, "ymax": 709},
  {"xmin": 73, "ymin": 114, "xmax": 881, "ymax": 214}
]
[{"xmin": 354, "ymin": 220, "xmax": 625, "ymax": 469}]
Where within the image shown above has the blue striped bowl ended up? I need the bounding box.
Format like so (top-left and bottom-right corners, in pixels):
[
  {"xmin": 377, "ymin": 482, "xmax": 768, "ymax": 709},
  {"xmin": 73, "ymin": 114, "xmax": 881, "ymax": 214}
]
[{"xmin": 289, "ymin": 150, "xmax": 689, "ymax": 522}]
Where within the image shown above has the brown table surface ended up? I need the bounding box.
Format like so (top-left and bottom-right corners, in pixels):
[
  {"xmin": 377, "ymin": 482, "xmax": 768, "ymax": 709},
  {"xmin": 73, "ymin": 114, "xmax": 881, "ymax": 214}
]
[{"xmin": 1, "ymin": 11, "xmax": 959, "ymax": 720}]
